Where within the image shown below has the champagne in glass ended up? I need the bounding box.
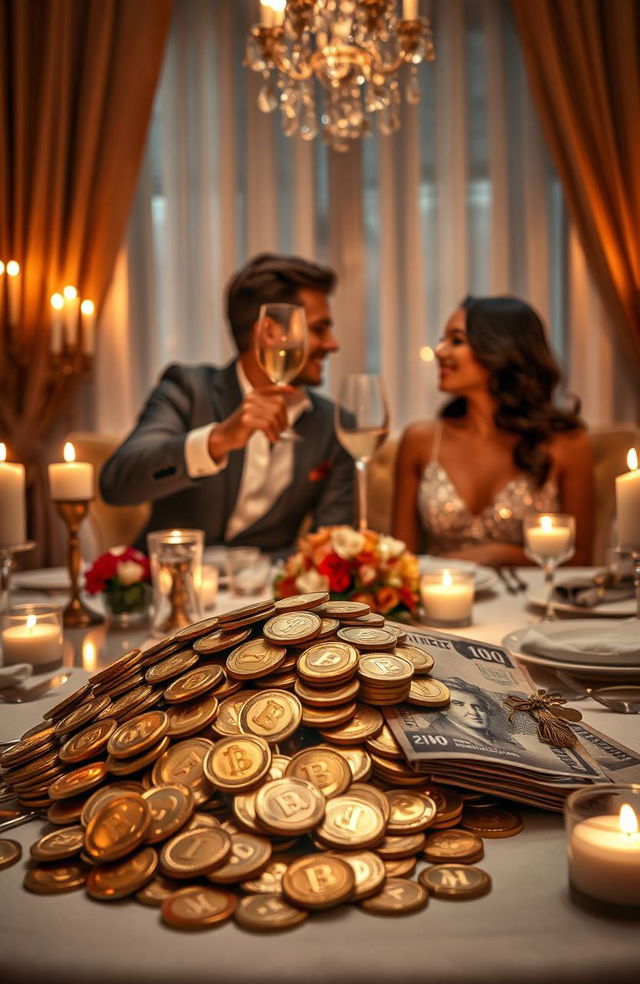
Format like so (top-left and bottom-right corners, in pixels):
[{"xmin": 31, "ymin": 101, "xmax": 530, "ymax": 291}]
[
  {"xmin": 523, "ymin": 513, "xmax": 576, "ymax": 620},
  {"xmin": 255, "ymin": 303, "xmax": 308, "ymax": 441},
  {"xmin": 335, "ymin": 374, "xmax": 390, "ymax": 532}
]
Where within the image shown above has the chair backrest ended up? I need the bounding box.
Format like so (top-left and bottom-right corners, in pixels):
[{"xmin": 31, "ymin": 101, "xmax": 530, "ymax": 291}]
[
  {"xmin": 366, "ymin": 426, "xmax": 639, "ymax": 564},
  {"xmin": 66, "ymin": 432, "xmax": 151, "ymax": 558}
]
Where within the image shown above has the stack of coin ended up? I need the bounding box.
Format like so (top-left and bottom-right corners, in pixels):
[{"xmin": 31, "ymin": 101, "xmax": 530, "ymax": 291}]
[{"xmin": 356, "ymin": 653, "xmax": 414, "ymax": 706}]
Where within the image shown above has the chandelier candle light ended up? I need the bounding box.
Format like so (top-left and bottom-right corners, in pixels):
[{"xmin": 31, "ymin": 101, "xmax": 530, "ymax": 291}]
[
  {"xmin": 247, "ymin": 0, "xmax": 435, "ymax": 150},
  {"xmin": 615, "ymin": 447, "xmax": 640, "ymax": 617}
]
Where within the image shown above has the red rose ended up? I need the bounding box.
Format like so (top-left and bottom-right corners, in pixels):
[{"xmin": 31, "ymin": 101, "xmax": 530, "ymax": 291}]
[{"xmin": 317, "ymin": 553, "xmax": 352, "ymax": 594}]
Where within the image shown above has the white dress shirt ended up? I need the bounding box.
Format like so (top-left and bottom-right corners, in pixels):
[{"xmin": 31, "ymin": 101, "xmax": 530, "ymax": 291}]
[{"xmin": 183, "ymin": 363, "xmax": 311, "ymax": 540}]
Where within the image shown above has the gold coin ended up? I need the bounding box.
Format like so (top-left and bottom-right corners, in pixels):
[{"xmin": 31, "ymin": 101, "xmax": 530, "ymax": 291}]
[
  {"xmin": 324, "ymin": 745, "xmax": 372, "ymax": 782},
  {"xmin": 368, "ymin": 751, "xmax": 425, "ymax": 785},
  {"xmin": 44, "ymin": 683, "xmax": 93, "ymax": 721},
  {"xmin": 296, "ymin": 641, "xmax": 359, "ymax": 685},
  {"xmin": 0, "ymin": 726, "xmax": 57, "ymax": 768},
  {"xmin": 80, "ymin": 782, "xmax": 144, "ymax": 827},
  {"xmin": 107, "ymin": 710, "xmax": 169, "ymax": 759},
  {"xmin": 254, "ymin": 778, "xmax": 325, "ymax": 836},
  {"xmin": 0, "ymin": 839, "xmax": 22, "ymax": 870},
  {"xmin": 163, "ymin": 664, "xmax": 224, "ymax": 703},
  {"xmin": 282, "ymin": 853, "xmax": 355, "ymax": 909},
  {"xmin": 85, "ymin": 792, "xmax": 151, "ymax": 862},
  {"xmin": 348, "ymin": 782, "xmax": 390, "ymax": 824},
  {"xmin": 317, "ymin": 600, "xmax": 370, "ymax": 618},
  {"xmin": 238, "ymin": 690, "xmax": 302, "ymax": 744},
  {"xmin": 393, "ymin": 645, "xmax": 435, "ymax": 674},
  {"xmin": 300, "ymin": 702, "xmax": 357, "ymax": 729},
  {"xmin": 385, "ymin": 625, "xmax": 408, "ymax": 644},
  {"xmin": 235, "ymin": 892, "xmax": 308, "ymax": 932},
  {"xmin": 217, "ymin": 606, "xmax": 276, "ymax": 631},
  {"xmin": 460, "ymin": 807, "xmax": 524, "ymax": 838},
  {"xmin": 139, "ymin": 639, "xmax": 185, "ymax": 667},
  {"xmin": 117, "ymin": 688, "xmax": 162, "ymax": 723},
  {"xmin": 23, "ymin": 861, "xmax": 87, "ymax": 894},
  {"xmin": 96, "ymin": 684, "xmax": 155, "ymax": 720},
  {"xmin": 182, "ymin": 812, "xmax": 222, "ymax": 833},
  {"xmin": 151, "ymin": 737, "xmax": 215, "ymax": 805},
  {"xmin": 59, "ymin": 718, "xmax": 117, "ymax": 764},
  {"xmin": 89, "ymin": 648, "xmax": 142, "ymax": 686},
  {"xmin": 204, "ymin": 735, "xmax": 272, "ymax": 792},
  {"xmin": 315, "ymin": 617, "xmax": 341, "ymax": 639},
  {"xmin": 318, "ymin": 704, "xmax": 384, "ymax": 745},
  {"xmin": 418, "ymin": 783, "xmax": 463, "ymax": 822},
  {"xmin": 386, "ymin": 790, "xmax": 438, "ymax": 834},
  {"xmin": 329, "ymin": 849, "xmax": 386, "ymax": 901},
  {"xmin": 315, "ymin": 793, "xmax": 385, "ymax": 849},
  {"xmin": 285, "ymin": 747, "xmax": 352, "ymax": 798},
  {"xmin": 3, "ymin": 749, "xmax": 61, "ymax": 784},
  {"xmin": 376, "ymin": 832, "xmax": 427, "ymax": 859},
  {"xmin": 254, "ymin": 671, "xmax": 297, "ymax": 690},
  {"xmin": 357, "ymin": 654, "xmax": 413, "ymax": 684},
  {"xmin": 263, "ymin": 611, "xmax": 322, "ymax": 645},
  {"xmin": 192, "ymin": 627, "xmax": 251, "ymax": 655},
  {"xmin": 240, "ymin": 856, "xmax": 291, "ymax": 894},
  {"xmin": 95, "ymin": 671, "xmax": 145, "ymax": 700},
  {"xmin": 422, "ymin": 829, "xmax": 485, "ymax": 864},
  {"xmin": 48, "ymin": 762, "xmax": 108, "ymax": 800},
  {"xmin": 135, "ymin": 874, "xmax": 182, "ymax": 906},
  {"xmin": 419, "ymin": 863, "xmax": 492, "ymax": 899},
  {"xmin": 267, "ymin": 754, "xmax": 291, "ymax": 780},
  {"xmin": 232, "ymin": 790, "xmax": 262, "ymax": 834},
  {"xmin": 142, "ymin": 784, "xmax": 196, "ymax": 843},
  {"xmin": 47, "ymin": 797, "xmax": 86, "ymax": 825},
  {"xmin": 210, "ymin": 675, "xmax": 242, "ymax": 699},
  {"xmin": 337, "ymin": 626, "xmax": 398, "ymax": 651},
  {"xmin": 360, "ymin": 877, "xmax": 428, "ymax": 915},
  {"xmin": 273, "ymin": 591, "xmax": 329, "ymax": 612},
  {"xmin": 173, "ymin": 615, "xmax": 220, "ymax": 640},
  {"xmin": 161, "ymin": 885, "xmax": 236, "ymax": 929},
  {"xmin": 165, "ymin": 694, "xmax": 219, "ymax": 738},
  {"xmin": 340, "ymin": 612, "xmax": 385, "ymax": 627},
  {"xmin": 145, "ymin": 650, "xmax": 199, "ymax": 684},
  {"xmin": 86, "ymin": 846, "xmax": 158, "ymax": 900},
  {"xmin": 218, "ymin": 599, "xmax": 275, "ymax": 623},
  {"xmin": 294, "ymin": 676, "xmax": 360, "ymax": 707},
  {"xmin": 106, "ymin": 735, "xmax": 170, "ymax": 776},
  {"xmin": 407, "ymin": 677, "xmax": 451, "ymax": 708},
  {"xmin": 159, "ymin": 826, "xmax": 232, "ymax": 878},
  {"xmin": 207, "ymin": 832, "xmax": 272, "ymax": 884},
  {"xmin": 364, "ymin": 723, "xmax": 403, "ymax": 760},
  {"xmin": 30, "ymin": 825, "xmax": 85, "ymax": 861},
  {"xmin": 383, "ymin": 856, "xmax": 417, "ymax": 878},
  {"xmin": 54, "ymin": 697, "xmax": 112, "ymax": 736},
  {"xmin": 211, "ymin": 691, "xmax": 253, "ymax": 737},
  {"xmin": 225, "ymin": 638, "xmax": 287, "ymax": 680}
]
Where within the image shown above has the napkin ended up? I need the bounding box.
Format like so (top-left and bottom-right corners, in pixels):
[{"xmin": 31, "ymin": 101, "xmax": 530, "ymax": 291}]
[
  {"xmin": 0, "ymin": 663, "xmax": 34, "ymax": 688},
  {"xmin": 519, "ymin": 620, "xmax": 640, "ymax": 666},
  {"xmin": 553, "ymin": 571, "xmax": 634, "ymax": 608}
]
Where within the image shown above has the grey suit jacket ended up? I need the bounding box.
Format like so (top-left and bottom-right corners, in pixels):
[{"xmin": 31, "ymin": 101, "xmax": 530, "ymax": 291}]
[{"xmin": 100, "ymin": 361, "xmax": 355, "ymax": 553}]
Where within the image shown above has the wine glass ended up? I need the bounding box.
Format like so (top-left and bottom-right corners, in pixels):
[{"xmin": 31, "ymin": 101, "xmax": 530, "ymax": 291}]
[
  {"xmin": 255, "ymin": 302, "xmax": 308, "ymax": 441},
  {"xmin": 523, "ymin": 513, "xmax": 576, "ymax": 620},
  {"xmin": 335, "ymin": 374, "xmax": 390, "ymax": 532}
]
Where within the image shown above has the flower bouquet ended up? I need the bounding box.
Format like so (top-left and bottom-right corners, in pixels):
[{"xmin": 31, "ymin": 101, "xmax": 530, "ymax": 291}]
[
  {"xmin": 84, "ymin": 546, "xmax": 151, "ymax": 626},
  {"xmin": 275, "ymin": 526, "xmax": 419, "ymax": 618}
]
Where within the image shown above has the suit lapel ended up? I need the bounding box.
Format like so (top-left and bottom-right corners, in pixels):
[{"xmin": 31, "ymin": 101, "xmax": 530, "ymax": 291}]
[{"xmin": 210, "ymin": 361, "xmax": 245, "ymax": 518}]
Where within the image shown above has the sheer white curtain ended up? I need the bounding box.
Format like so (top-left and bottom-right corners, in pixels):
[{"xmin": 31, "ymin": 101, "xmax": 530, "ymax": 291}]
[{"xmin": 94, "ymin": 0, "xmax": 638, "ymax": 438}]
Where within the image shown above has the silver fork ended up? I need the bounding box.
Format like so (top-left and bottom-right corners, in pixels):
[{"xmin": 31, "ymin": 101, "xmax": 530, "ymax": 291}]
[
  {"xmin": 507, "ymin": 567, "xmax": 528, "ymax": 592},
  {"xmin": 496, "ymin": 567, "xmax": 518, "ymax": 595}
]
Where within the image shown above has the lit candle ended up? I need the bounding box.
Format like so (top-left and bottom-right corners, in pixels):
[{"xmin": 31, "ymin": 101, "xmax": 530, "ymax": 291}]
[
  {"xmin": 569, "ymin": 804, "xmax": 640, "ymax": 906},
  {"xmin": 420, "ymin": 569, "xmax": 474, "ymax": 625},
  {"xmin": 80, "ymin": 299, "xmax": 96, "ymax": 355},
  {"xmin": 48, "ymin": 442, "xmax": 94, "ymax": 501},
  {"xmin": 615, "ymin": 448, "xmax": 640, "ymax": 551},
  {"xmin": 1, "ymin": 614, "xmax": 63, "ymax": 668},
  {"xmin": 403, "ymin": 0, "xmax": 419, "ymax": 19},
  {"xmin": 0, "ymin": 443, "xmax": 26, "ymax": 548},
  {"xmin": 271, "ymin": 0, "xmax": 286, "ymax": 26},
  {"xmin": 260, "ymin": 0, "xmax": 274, "ymax": 27},
  {"xmin": 6, "ymin": 260, "xmax": 20, "ymax": 327},
  {"xmin": 50, "ymin": 293, "xmax": 64, "ymax": 355},
  {"xmin": 525, "ymin": 514, "xmax": 572, "ymax": 560},
  {"xmin": 63, "ymin": 284, "xmax": 80, "ymax": 347}
]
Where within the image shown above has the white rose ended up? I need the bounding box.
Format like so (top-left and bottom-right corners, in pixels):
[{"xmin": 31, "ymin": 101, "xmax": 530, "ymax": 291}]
[
  {"xmin": 116, "ymin": 560, "xmax": 145, "ymax": 586},
  {"xmin": 331, "ymin": 527, "xmax": 365, "ymax": 560},
  {"xmin": 377, "ymin": 535, "xmax": 406, "ymax": 560},
  {"xmin": 295, "ymin": 568, "xmax": 330, "ymax": 593}
]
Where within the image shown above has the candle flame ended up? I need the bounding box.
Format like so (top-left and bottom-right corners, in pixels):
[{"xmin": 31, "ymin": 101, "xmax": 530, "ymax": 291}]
[
  {"xmin": 63, "ymin": 442, "xmax": 76, "ymax": 463},
  {"xmin": 82, "ymin": 639, "xmax": 98, "ymax": 672},
  {"xmin": 80, "ymin": 299, "xmax": 95, "ymax": 316},
  {"xmin": 0, "ymin": 443, "xmax": 5, "ymax": 463},
  {"xmin": 26, "ymin": 615, "xmax": 36, "ymax": 631},
  {"xmin": 540, "ymin": 515, "xmax": 553, "ymax": 532},
  {"xmin": 6, "ymin": 260, "xmax": 20, "ymax": 277},
  {"xmin": 628, "ymin": 448, "xmax": 638, "ymax": 472},
  {"xmin": 50, "ymin": 292, "xmax": 64, "ymax": 311},
  {"xmin": 620, "ymin": 803, "xmax": 638, "ymax": 836},
  {"xmin": 442, "ymin": 570, "xmax": 453, "ymax": 588},
  {"xmin": 63, "ymin": 284, "xmax": 77, "ymax": 301}
]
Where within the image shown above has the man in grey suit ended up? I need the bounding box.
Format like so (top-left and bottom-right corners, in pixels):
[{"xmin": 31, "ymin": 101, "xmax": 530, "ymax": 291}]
[{"xmin": 100, "ymin": 253, "xmax": 355, "ymax": 553}]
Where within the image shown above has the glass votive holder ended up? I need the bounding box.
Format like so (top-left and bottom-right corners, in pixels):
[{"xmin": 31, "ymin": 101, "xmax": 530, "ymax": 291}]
[
  {"xmin": 420, "ymin": 568, "xmax": 474, "ymax": 627},
  {"xmin": 225, "ymin": 547, "xmax": 272, "ymax": 597},
  {"xmin": 198, "ymin": 564, "xmax": 219, "ymax": 611},
  {"xmin": 0, "ymin": 604, "xmax": 64, "ymax": 670},
  {"xmin": 565, "ymin": 784, "xmax": 640, "ymax": 912},
  {"xmin": 148, "ymin": 529, "xmax": 204, "ymax": 637}
]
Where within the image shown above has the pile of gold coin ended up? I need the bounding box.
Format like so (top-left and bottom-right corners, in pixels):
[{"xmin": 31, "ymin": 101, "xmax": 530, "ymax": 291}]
[{"xmin": 0, "ymin": 591, "xmax": 523, "ymax": 930}]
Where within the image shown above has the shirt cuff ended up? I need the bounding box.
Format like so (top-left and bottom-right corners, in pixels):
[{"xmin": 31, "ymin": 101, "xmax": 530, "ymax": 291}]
[{"xmin": 184, "ymin": 424, "xmax": 228, "ymax": 478}]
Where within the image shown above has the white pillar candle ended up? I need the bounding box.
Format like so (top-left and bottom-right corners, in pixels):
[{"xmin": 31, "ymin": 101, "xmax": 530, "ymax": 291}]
[
  {"xmin": 403, "ymin": 0, "xmax": 419, "ymax": 18},
  {"xmin": 569, "ymin": 805, "xmax": 640, "ymax": 906},
  {"xmin": 615, "ymin": 448, "xmax": 640, "ymax": 551},
  {"xmin": 6, "ymin": 260, "xmax": 20, "ymax": 327},
  {"xmin": 260, "ymin": 0, "xmax": 274, "ymax": 27},
  {"xmin": 48, "ymin": 442, "xmax": 94, "ymax": 501},
  {"xmin": 0, "ymin": 443, "xmax": 26, "ymax": 548},
  {"xmin": 420, "ymin": 569, "xmax": 474, "ymax": 624},
  {"xmin": 63, "ymin": 285, "xmax": 80, "ymax": 347},
  {"xmin": 50, "ymin": 293, "xmax": 64, "ymax": 354},
  {"xmin": 524, "ymin": 515, "xmax": 571, "ymax": 560},
  {"xmin": 271, "ymin": 0, "xmax": 285, "ymax": 26},
  {"xmin": 80, "ymin": 299, "xmax": 96, "ymax": 355},
  {"xmin": 1, "ymin": 615, "xmax": 63, "ymax": 667}
]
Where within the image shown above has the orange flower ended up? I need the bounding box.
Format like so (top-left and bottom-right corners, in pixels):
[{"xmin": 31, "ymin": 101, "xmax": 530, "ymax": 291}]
[
  {"xmin": 349, "ymin": 591, "xmax": 376, "ymax": 608},
  {"xmin": 374, "ymin": 586, "xmax": 400, "ymax": 614}
]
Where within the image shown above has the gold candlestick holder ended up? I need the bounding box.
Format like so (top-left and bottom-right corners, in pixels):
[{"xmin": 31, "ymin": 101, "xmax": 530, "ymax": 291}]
[{"xmin": 54, "ymin": 499, "xmax": 104, "ymax": 627}]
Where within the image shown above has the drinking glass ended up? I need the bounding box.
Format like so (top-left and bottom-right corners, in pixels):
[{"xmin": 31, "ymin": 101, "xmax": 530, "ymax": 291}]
[
  {"xmin": 225, "ymin": 547, "xmax": 272, "ymax": 596},
  {"xmin": 523, "ymin": 513, "xmax": 576, "ymax": 620},
  {"xmin": 255, "ymin": 302, "xmax": 308, "ymax": 441},
  {"xmin": 335, "ymin": 374, "xmax": 390, "ymax": 532},
  {"xmin": 147, "ymin": 529, "xmax": 203, "ymax": 637}
]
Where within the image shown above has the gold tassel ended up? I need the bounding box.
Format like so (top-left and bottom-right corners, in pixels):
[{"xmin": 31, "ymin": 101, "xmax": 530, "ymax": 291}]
[{"xmin": 503, "ymin": 690, "xmax": 582, "ymax": 749}]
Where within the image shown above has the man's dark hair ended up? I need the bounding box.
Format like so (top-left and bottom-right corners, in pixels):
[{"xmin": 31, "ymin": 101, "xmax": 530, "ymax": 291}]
[{"xmin": 225, "ymin": 252, "xmax": 337, "ymax": 352}]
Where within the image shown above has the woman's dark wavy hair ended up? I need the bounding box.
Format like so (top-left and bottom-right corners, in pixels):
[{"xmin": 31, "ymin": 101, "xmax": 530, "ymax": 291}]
[{"xmin": 441, "ymin": 295, "xmax": 583, "ymax": 487}]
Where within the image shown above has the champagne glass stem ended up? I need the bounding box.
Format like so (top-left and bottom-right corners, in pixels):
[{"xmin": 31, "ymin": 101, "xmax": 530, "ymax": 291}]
[
  {"xmin": 543, "ymin": 562, "xmax": 556, "ymax": 621},
  {"xmin": 0, "ymin": 551, "xmax": 15, "ymax": 612},
  {"xmin": 633, "ymin": 550, "xmax": 640, "ymax": 620},
  {"xmin": 356, "ymin": 458, "xmax": 368, "ymax": 532}
]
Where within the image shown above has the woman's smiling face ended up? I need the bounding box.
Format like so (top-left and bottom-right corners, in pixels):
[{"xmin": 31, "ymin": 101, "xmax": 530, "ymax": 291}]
[{"xmin": 435, "ymin": 308, "xmax": 492, "ymax": 395}]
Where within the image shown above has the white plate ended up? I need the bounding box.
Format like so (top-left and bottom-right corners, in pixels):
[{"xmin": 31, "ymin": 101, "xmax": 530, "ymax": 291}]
[
  {"xmin": 502, "ymin": 626, "xmax": 640, "ymax": 681},
  {"xmin": 419, "ymin": 556, "xmax": 498, "ymax": 594},
  {"xmin": 13, "ymin": 567, "xmax": 72, "ymax": 591},
  {"xmin": 528, "ymin": 587, "xmax": 635, "ymax": 618}
]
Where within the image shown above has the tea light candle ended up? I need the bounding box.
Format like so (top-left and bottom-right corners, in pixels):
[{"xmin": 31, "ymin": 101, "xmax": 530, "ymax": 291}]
[
  {"xmin": 0, "ymin": 443, "xmax": 26, "ymax": 548},
  {"xmin": 569, "ymin": 804, "xmax": 640, "ymax": 907},
  {"xmin": 525, "ymin": 514, "xmax": 572, "ymax": 560},
  {"xmin": 420, "ymin": 569, "xmax": 474, "ymax": 626},
  {"xmin": 48, "ymin": 442, "xmax": 94, "ymax": 501},
  {"xmin": 1, "ymin": 614, "xmax": 63, "ymax": 667},
  {"xmin": 616, "ymin": 448, "xmax": 640, "ymax": 551}
]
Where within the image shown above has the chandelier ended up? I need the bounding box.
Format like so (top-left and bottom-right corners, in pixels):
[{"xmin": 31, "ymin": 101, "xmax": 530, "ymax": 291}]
[{"xmin": 246, "ymin": 0, "xmax": 435, "ymax": 151}]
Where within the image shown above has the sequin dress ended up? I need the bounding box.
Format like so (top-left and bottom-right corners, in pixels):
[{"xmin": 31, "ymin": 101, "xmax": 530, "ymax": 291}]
[{"xmin": 417, "ymin": 424, "xmax": 560, "ymax": 554}]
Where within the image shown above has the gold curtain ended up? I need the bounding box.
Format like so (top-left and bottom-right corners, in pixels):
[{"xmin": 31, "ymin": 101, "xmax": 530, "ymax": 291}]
[
  {"xmin": 512, "ymin": 0, "xmax": 640, "ymax": 365},
  {"xmin": 0, "ymin": 0, "xmax": 172, "ymax": 561}
]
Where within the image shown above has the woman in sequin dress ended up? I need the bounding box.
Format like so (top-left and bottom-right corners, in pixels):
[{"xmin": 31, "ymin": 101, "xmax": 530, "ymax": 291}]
[{"xmin": 392, "ymin": 296, "xmax": 594, "ymax": 566}]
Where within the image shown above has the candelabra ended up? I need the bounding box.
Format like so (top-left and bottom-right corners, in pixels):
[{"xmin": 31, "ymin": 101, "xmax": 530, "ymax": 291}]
[{"xmin": 54, "ymin": 500, "xmax": 104, "ymax": 628}]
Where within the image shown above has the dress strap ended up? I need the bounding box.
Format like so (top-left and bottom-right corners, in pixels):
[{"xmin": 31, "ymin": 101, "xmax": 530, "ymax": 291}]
[{"xmin": 430, "ymin": 421, "xmax": 443, "ymax": 463}]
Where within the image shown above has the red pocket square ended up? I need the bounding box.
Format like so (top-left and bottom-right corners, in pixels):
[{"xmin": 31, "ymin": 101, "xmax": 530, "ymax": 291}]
[{"xmin": 308, "ymin": 461, "xmax": 332, "ymax": 482}]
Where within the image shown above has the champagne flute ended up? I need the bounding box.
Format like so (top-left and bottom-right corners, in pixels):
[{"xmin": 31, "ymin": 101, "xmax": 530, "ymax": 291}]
[
  {"xmin": 335, "ymin": 374, "xmax": 390, "ymax": 532},
  {"xmin": 255, "ymin": 302, "xmax": 308, "ymax": 442},
  {"xmin": 523, "ymin": 513, "xmax": 576, "ymax": 620}
]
